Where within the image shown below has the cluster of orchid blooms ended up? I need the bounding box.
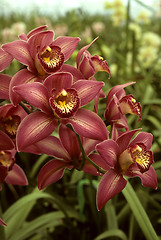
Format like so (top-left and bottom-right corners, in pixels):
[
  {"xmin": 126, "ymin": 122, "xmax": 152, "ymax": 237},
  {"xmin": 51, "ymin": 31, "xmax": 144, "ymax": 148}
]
[{"xmin": 0, "ymin": 25, "xmax": 157, "ymax": 226}]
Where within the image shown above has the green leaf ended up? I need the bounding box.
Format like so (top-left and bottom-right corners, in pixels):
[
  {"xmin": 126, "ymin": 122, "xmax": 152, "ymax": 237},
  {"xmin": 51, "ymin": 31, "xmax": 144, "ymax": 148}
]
[
  {"xmin": 94, "ymin": 229, "xmax": 128, "ymax": 240},
  {"xmin": 105, "ymin": 200, "xmax": 118, "ymax": 230},
  {"xmin": 8, "ymin": 212, "xmax": 65, "ymax": 240},
  {"xmin": 70, "ymin": 169, "xmax": 84, "ymax": 184},
  {"xmin": 146, "ymin": 116, "xmax": 161, "ymax": 130},
  {"xmin": 122, "ymin": 181, "xmax": 159, "ymax": 240}
]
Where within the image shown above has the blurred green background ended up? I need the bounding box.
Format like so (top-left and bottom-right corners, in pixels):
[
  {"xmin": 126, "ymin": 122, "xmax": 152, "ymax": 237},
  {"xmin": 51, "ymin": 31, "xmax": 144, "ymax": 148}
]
[{"xmin": 0, "ymin": 0, "xmax": 161, "ymax": 239}]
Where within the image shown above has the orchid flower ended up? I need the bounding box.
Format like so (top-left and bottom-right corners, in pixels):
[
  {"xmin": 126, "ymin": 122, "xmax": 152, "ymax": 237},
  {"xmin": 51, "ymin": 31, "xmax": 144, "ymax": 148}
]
[
  {"xmin": 0, "ymin": 104, "xmax": 28, "ymax": 140},
  {"xmin": 2, "ymin": 25, "xmax": 80, "ymax": 105},
  {"xmin": 37, "ymin": 124, "xmax": 103, "ymax": 190},
  {"xmin": 90, "ymin": 129, "xmax": 157, "ymax": 210},
  {"xmin": 61, "ymin": 38, "xmax": 111, "ymax": 111},
  {"xmin": 105, "ymin": 82, "xmax": 141, "ymax": 139},
  {"xmin": 0, "ymin": 130, "xmax": 28, "ymax": 189},
  {"xmin": 13, "ymin": 72, "xmax": 108, "ymax": 151}
]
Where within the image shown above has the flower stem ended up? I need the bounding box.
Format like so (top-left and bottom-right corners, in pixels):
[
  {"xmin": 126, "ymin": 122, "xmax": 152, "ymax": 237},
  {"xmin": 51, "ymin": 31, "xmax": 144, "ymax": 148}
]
[
  {"xmin": 66, "ymin": 124, "xmax": 106, "ymax": 174},
  {"xmin": 19, "ymin": 101, "xmax": 32, "ymax": 114}
]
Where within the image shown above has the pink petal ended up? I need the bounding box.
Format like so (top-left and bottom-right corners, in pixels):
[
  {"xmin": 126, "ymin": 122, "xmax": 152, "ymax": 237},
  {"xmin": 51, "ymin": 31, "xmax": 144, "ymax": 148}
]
[
  {"xmin": 13, "ymin": 82, "xmax": 51, "ymax": 114},
  {"xmin": 0, "ymin": 218, "xmax": 7, "ymax": 227},
  {"xmin": 16, "ymin": 111, "xmax": 58, "ymax": 151},
  {"xmin": 61, "ymin": 64, "xmax": 85, "ymax": 83},
  {"xmin": 106, "ymin": 82, "xmax": 135, "ymax": 108},
  {"xmin": 28, "ymin": 30, "xmax": 54, "ymax": 59},
  {"xmin": 2, "ymin": 40, "xmax": 35, "ymax": 72},
  {"xmin": 72, "ymin": 80, "xmax": 104, "ymax": 106},
  {"xmin": 52, "ymin": 36, "xmax": 80, "ymax": 61},
  {"xmin": 78, "ymin": 53, "xmax": 95, "ymax": 79},
  {"xmin": 83, "ymin": 138, "xmax": 101, "ymax": 156},
  {"xmin": 0, "ymin": 131, "xmax": 15, "ymax": 150},
  {"xmin": 91, "ymin": 55, "xmax": 111, "ymax": 78},
  {"xmin": 0, "ymin": 165, "xmax": 8, "ymax": 185},
  {"xmin": 62, "ymin": 108, "xmax": 108, "ymax": 141},
  {"xmin": 125, "ymin": 165, "xmax": 157, "ymax": 189},
  {"xmin": 96, "ymin": 169, "xmax": 127, "ymax": 210},
  {"xmin": 44, "ymin": 72, "xmax": 73, "ymax": 95},
  {"xmin": 96, "ymin": 140, "xmax": 119, "ymax": 168},
  {"xmin": 88, "ymin": 153, "xmax": 110, "ymax": 170},
  {"xmin": 18, "ymin": 33, "xmax": 28, "ymax": 41},
  {"xmin": 0, "ymin": 74, "xmax": 11, "ymax": 100},
  {"xmin": 59, "ymin": 124, "xmax": 81, "ymax": 159},
  {"xmin": 0, "ymin": 48, "xmax": 13, "ymax": 71},
  {"xmin": 116, "ymin": 129, "xmax": 140, "ymax": 153},
  {"xmin": 38, "ymin": 159, "xmax": 70, "ymax": 189},
  {"xmin": 76, "ymin": 37, "xmax": 98, "ymax": 67},
  {"xmin": 27, "ymin": 25, "xmax": 48, "ymax": 39},
  {"xmin": 35, "ymin": 135, "xmax": 70, "ymax": 160},
  {"xmin": 129, "ymin": 132, "xmax": 153, "ymax": 150},
  {"xmin": 9, "ymin": 69, "xmax": 41, "ymax": 106},
  {"xmin": 5, "ymin": 164, "xmax": 28, "ymax": 186}
]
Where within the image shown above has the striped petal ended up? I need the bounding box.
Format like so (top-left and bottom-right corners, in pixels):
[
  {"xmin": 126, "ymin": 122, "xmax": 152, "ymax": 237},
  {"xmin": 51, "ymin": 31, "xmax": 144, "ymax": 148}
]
[
  {"xmin": 72, "ymin": 80, "xmax": 104, "ymax": 106},
  {"xmin": 38, "ymin": 159, "xmax": 71, "ymax": 190},
  {"xmin": 52, "ymin": 36, "xmax": 80, "ymax": 61},
  {"xmin": 5, "ymin": 164, "xmax": 28, "ymax": 186},
  {"xmin": 0, "ymin": 74, "xmax": 11, "ymax": 100},
  {"xmin": 35, "ymin": 135, "xmax": 70, "ymax": 161},
  {"xmin": 16, "ymin": 111, "xmax": 58, "ymax": 151},
  {"xmin": 9, "ymin": 69, "xmax": 41, "ymax": 106},
  {"xmin": 2, "ymin": 40, "xmax": 35, "ymax": 72},
  {"xmin": 96, "ymin": 169, "xmax": 127, "ymax": 210},
  {"xmin": 13, "ymin": 82, "xmax": 51, "ymax": 114},
  {"xmin": 0, "ymin": 48, "xmax": 13, "ymax": 71},
  {"xmin": 44, "ymin": 72, "xmax": 73, "ymax": 95},
  {"xmin": 96, "ymin": 140, "xmax": 119, "ymax": 168},
  {"xmin": 62, "ymin": 108, "xmax": 108, "ymax": 141}
]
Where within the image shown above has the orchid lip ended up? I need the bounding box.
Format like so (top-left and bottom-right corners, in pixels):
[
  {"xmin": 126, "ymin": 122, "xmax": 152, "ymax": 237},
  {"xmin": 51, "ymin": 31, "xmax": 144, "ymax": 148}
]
[
  {"xmin": 35, "ymin": 45, "xmax": 64, "ymax": 75},
  {"xmin": 49, "ymin": 88, "xmax": 80, "ymax": 118},
  {"xmin": 0, "ymin": 115, "xmax": 21, "ymax": 139},
  {"xmin": 0, "ymin": 151, "xmax": 14, "ymax": 169},
  {"xmin": 131, "ymin": 144, "xmax": 153, "ymax": 173}
]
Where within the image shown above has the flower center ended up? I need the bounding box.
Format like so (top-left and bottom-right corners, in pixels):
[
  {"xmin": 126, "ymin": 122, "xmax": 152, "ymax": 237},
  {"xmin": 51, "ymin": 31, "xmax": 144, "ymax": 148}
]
[
  {"xmin": 0, "ymin": 151, "xmax": 14, "ymax": 168},
  {"xmin": 132, "ymin": 145, "xmax": 153, "ymax": 173},
  {"xmin": 0, "ymin": 115, "xmax": 21, "ymax": 138},
  {"xmin": 49, "ymin": 89, "xmax": 80, "ymax": 118},
  {"xmin": 36, "ymin": 46, "xmax": 64, "ymax": 75},
  {"xmin": 119, "ymin": 95, "xmax": 141, "ymax": 120}
]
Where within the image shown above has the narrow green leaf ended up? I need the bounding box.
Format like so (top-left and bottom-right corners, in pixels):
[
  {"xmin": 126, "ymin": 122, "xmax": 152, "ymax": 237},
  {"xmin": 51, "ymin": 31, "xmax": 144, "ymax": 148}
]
[
  {"xmin": 122, "ymin": 181, "xmax": 159, "ymax": 240},
  {"xmin": 94, "ymin": 229, "xmax": 128, "ymax": 240},
  {"xmin": 5, "ymin": 201, "xmax": 34, "ymax": 240},
  {"xmin": 9, "ymin": 212, "xmax": 65, "ymax": 240},
  {"xmin": 105, "ymin": 200, "xmax": 118, "ymax": 230}
]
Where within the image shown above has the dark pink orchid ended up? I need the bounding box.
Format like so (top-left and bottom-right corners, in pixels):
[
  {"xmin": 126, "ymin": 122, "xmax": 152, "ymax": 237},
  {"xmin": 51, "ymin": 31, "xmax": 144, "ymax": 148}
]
[
  {"xmin": 13, "ymin": 72, "xmax": 108, "ymax": 151},
  {"xmin": 37, "ymin": 124, "xmax": 102, "ymax": 190},
  {"xmin": 105, "ymin": 82, "xmax": 141, "ymax": 140},
  {"xmin": 2, "ymin": 25, "xmax": 80, "ymax": 105},
  {"xmin": 0, "ymin": 130, "xmax": 28, "ymax": 189},
  {"xmin": 61, "ymin": 38, "xmax": 111, "ymax": 111},
  {"xmin": 91, "ymin": 129, "xmax": 157, "ymax": 210},
  {"xmin": 0, "ymin": 104, "xmax": 28, "ymax": 140},
  {"xmin": 76, "ymin": 38, "xmax": 111, "ymax": 80}
]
